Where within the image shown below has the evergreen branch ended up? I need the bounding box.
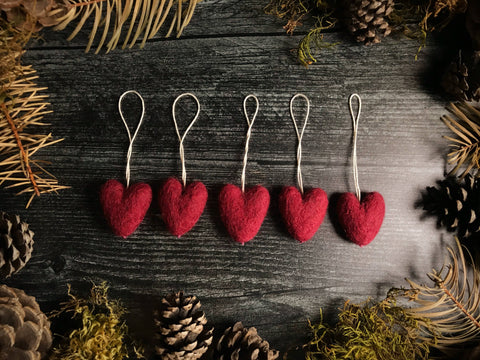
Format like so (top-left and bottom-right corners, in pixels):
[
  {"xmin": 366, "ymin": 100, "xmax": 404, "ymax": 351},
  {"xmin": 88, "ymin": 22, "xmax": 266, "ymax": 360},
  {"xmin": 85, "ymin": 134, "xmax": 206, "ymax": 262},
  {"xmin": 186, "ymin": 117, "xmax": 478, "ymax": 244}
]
[
  {"xmin": 51, "ymin": 0, "xmax": 201, "ymax": 53},
  {"xmin": 0, "ymin": 66, "xmax": 69, "ymax": 208},
  {"xmin": 442, "ymin": 102, "xmax": 480, "ymax": 179},
  {"xmin": 406, "ymin": 239, "xmax": 480, "ymax": 351}
]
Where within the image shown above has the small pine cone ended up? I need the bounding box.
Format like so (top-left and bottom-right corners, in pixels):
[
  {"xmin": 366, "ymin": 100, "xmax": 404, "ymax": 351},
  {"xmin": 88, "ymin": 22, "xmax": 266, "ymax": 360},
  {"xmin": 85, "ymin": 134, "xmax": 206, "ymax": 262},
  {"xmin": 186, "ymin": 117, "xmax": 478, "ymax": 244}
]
[
  {"xmin": 214, "ymin": 322, "xmax": 279, "ymax": 360},
  {"xmin": 0, "ymin": 211, "xmax": 34, "ymax": 278},
  {"xmin": 442, "ymin": 51, "xmax": 480, "ymax": 101},
  {"xmin": 0, "ymin": 284, "xmax": 52, "ymax": 360},
  {"xmin": 422, "ymin": 174, "xmax": 480, "ymax": 239},
  {"xmin": 343, "ymin": 0, "xmax": 394, "ymax": 45},
  {"xmin": 154, "ymin": 291, "xmax": 213, "ymax": 360}
]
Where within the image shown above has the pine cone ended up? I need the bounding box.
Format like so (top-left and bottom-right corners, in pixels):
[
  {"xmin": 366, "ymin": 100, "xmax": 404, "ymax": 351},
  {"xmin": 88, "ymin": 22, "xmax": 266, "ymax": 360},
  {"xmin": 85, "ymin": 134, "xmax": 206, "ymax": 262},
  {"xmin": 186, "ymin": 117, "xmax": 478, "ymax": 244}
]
[
  {"xmin": 214, "ymin": 322, "xmax": 279, "ymax": 360},
  {"xmin": 0, "ymin": 284, "xmax": 52, "ymax": 360},
  {"xmin": 422, "ymin": 174, "xmax": 480, "ymax": 239},
  {"xmin": 0, "ymin": 0, "xmax": 62, "ymax": 32},
  {"xmin": 343, "ymin": 0, "xmax": 394, "ymax": 45},
  {"xmin": 442, "ymin": 51, "xmax": 480, "ymax": 101},
  {"xmin": 0, "ymin": 211, "xmax": 34, "ymax": 278},
  {"xmin": 154, "ymin": 291, "xmax": 213, "ymax": 360}
]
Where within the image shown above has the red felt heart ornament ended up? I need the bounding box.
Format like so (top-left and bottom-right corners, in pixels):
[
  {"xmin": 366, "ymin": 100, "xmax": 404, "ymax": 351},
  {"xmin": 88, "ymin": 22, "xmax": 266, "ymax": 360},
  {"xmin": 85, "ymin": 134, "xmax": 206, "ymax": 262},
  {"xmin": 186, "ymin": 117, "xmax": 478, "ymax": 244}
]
[
  {"xmin": 100, "ymin": 179, "xmax": 152, "ymax": 238},
  {"xmin": 219, "ymin": 184, "xmax": 270, "ymax": 244},
  {"xmin": 336, "ymin": 191, "xmax": 385, "ymax": 247},
  {"xmin": 158, "ymin": 177, "xmax": 208, "ymax": 237},
  {"xmin": 279, "ymin": 186, "xmax": 328, "ymax": 243}
]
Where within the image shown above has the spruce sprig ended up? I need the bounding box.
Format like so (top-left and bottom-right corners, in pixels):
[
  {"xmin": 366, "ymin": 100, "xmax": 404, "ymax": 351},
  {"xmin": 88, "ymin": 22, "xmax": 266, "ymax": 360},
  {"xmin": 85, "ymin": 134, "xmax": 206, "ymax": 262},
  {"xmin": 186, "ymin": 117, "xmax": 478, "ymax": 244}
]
[
  {"xmin": 51, "ymin": 0, "xmax": 201, "ymax": 53},
  {"xmin": 442, "ymin": 102, "xmax": 480, "ymax": 179},
  {"xmin": 0, "ymin": 66, "xmax": 68, "ymax": 208},
  {"xmin": 407, "ymin": 239, "xmax": 480, "ymax": 351}
]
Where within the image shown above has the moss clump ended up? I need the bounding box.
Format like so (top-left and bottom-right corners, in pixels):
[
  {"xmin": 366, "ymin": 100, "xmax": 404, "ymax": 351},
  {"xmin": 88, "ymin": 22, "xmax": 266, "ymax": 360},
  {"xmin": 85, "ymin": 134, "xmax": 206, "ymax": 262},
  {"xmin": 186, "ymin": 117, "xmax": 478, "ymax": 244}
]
[
  {"xmin": 304, "ymin": 292, "xmax": 432, "ymax": 360},
  {"xmin": 50, "ymin": 282, "xmax": 143, "ymax": 360}
]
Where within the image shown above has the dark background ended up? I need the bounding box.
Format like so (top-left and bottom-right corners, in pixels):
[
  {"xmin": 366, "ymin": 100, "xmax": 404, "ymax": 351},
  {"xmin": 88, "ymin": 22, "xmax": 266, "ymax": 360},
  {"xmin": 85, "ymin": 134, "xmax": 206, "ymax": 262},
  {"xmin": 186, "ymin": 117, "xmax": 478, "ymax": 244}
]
[{"xmin": 1, "ymin": 0, "xmax": 458, "ymax": 356}]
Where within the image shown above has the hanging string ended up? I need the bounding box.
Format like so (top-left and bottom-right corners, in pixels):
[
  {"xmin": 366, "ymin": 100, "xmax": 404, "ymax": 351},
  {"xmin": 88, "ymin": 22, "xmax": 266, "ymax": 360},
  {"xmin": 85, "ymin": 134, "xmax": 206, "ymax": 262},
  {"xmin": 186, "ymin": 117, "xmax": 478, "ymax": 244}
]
[
  {"xmin": 290, "ymin": 93, "xmax": 310, "ymax": 195},
  {"xmin": 241, "ymin": 94, "xmax": 259, "ymax": 193},
  {"xmin": 349, "ymin": 93, "xmax": 362, "ymax": 201},
  {"xmin": 172, "ymin": 93, "xmax": 201, "ymax": 187},
  {"xmin": 118, "ymin": 90, "xmax": 146, "ymax": 188}
]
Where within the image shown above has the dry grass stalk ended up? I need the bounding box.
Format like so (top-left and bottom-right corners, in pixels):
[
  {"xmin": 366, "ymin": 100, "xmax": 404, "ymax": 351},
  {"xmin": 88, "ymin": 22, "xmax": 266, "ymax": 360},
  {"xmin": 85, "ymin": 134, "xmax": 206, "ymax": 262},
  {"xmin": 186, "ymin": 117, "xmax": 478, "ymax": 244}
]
[{"xmin": 0, "ymin": 66, "xmax": 68, "ymax": 208}]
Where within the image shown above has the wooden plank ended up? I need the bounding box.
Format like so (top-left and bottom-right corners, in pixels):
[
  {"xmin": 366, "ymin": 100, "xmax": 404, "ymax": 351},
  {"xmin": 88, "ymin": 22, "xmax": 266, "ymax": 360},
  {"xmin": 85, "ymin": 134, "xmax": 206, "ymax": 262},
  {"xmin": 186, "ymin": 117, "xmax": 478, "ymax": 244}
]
[{"xmin": 1, "ymin": 4, "xmax": 457, "ymax": 355}]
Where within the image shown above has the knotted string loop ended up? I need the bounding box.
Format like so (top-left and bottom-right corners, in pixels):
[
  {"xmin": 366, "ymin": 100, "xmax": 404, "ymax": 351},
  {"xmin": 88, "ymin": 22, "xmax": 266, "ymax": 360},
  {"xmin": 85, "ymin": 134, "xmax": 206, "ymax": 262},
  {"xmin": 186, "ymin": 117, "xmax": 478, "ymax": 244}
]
[
  {"xmin": 241, "ymin": 94, "xmax": 259, "ymax": 193},
  {"xmin": 118, "ymin": 90, "xmax": 146, "ymax": 188},
  {"xmin": 290, "ymin": 93, "xmax": 310, "ymax": 195},
  {"xmin": 172, "ymin": 93, "xmax": 201, "ymax": 187}
]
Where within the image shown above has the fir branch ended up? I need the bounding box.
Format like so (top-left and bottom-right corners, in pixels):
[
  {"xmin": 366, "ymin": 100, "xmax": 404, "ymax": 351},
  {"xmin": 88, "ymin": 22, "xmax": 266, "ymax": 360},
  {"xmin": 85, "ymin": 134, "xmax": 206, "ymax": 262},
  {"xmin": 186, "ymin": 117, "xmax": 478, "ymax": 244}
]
[
  {"xmin": 0, "ymin": 66, "xmax": 68, "ymax": 208},
  {"xmin": 406, "ymin": 239, "xmax": 480, "ymax": 352},
  {"xmin": 442, "ymin": 102, "xmax": 480, "ymax": 179},
  {"xmin": 51, "ymin": 0, "xmax": 201, "ymax": 53}
]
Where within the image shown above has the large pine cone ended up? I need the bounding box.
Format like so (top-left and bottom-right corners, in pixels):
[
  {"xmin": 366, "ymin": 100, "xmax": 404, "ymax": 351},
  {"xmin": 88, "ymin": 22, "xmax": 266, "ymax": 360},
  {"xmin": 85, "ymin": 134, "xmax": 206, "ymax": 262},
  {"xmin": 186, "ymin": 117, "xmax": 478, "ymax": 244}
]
[
  {"xmin": 214, "ymin": 322, "xmax": 279, "ymax": 360},
  {"xmin": 0, "ymin": 0, "xmax": 61, "ymax": 31},
  {"xmin": 0, "ymin": 285, "xmax": 52, "ymax": 360},
  {"xmin": 154, "ymin": 291, "xmax": 213, "ymax": 360},
  {"xmin": 422, "ymin": 174, "xmax": 480, "ymax": 239},
  {"xmin": 343, "ymin": 0, "xmax": 394, "ymax": 45},
  {"xmin": 442, "ymin": 51, "xmax": 480, "ymax": 101},
  {"xmin": 0, "ymin": 211, "xmax": 34, "ymax": 278}
]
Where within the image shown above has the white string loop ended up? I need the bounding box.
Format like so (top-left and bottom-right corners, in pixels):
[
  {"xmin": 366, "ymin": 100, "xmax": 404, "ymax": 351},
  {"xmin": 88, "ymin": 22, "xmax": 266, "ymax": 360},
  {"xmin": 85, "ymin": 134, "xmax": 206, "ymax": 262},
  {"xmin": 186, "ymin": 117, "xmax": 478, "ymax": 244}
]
[
  {"xmin": 290, "ymin": 93, "xmax": 310, "ymax": 195},
  {"xmin": 118, "ymin": 90, "xmax": 146, "ymax": 188},
  {"xmin": 172, "ymin": 93, "xmax": 201, "ymax": 187},
  {"xmin": 241, "ymin": 94, "xmax": 259, "ymax": 193},
  {"xmin": 349, "ymin": 93, "xmax": 362, "ymax": 201}
]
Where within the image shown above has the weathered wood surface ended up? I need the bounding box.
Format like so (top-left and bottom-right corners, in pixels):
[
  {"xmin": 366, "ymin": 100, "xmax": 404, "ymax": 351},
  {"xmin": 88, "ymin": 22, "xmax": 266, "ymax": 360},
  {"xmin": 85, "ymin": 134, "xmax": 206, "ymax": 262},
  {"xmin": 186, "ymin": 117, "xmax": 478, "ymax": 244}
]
[{"xmin": 1, "ymin": 0, "xmax": 458, "ymax": 356}]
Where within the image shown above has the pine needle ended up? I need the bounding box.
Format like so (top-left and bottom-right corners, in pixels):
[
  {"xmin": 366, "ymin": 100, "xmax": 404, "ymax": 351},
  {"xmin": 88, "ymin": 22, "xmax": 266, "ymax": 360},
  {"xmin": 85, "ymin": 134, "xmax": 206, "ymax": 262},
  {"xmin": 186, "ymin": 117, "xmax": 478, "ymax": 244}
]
[
  {"xmin": 406, "ymin": 239, "xmax": 480, "ymax": 351},
  {"xmin": 51, "ymin": 0, "xmax": 201, "ymax": 53},
  {"xmin": 0, "ymin": 66, "xmax": 69, "ymax": 208},
  {"xmin": 442, "ymin": 102, "xmax": 480, "ymax": 179}
]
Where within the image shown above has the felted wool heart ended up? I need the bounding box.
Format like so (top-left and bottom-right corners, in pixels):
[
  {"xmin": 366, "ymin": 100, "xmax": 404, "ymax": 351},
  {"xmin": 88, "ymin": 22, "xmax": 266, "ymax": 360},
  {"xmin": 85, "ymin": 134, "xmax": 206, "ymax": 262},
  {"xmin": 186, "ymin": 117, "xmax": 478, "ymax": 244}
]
[
  {"xmin": 100, "ymin": 179, "xmax": 152, "ymax": 238},
  {"xmin": 279, "ymin": 186, "xmax": 328, "ymax": 243},
  {"xmin": 219, "ymin": 184, "xmax": 270, "ymax": 244},
  {"xmin": 158, "ymin": 177, "xmax": 208, "ymax": 237},
  {"xmin": 336, "ymin": 191, "xmax": 385, "ymax": 247}
]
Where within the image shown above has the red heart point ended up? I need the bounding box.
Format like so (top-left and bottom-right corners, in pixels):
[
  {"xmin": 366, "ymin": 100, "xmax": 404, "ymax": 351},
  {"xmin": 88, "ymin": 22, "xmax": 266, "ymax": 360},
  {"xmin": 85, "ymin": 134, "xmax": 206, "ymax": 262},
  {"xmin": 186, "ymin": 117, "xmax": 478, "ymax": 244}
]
[
  {"xmin": 158, "ymin": 177, "xmax": 208, "ymax": 237},
  {"xmin": 100, "ymin": 179, "xmax": 152, "ymax": 238},
  {"xmin": 336, "ymin": 191, "xmax": 385, "ymax": 247},
  {"xmin": 219, "ymin": 184, "xmax": 270, "ymax": 244},
  {"xmin": 279, "ymin": 186, "xmax": 328, "ymax": 243}
]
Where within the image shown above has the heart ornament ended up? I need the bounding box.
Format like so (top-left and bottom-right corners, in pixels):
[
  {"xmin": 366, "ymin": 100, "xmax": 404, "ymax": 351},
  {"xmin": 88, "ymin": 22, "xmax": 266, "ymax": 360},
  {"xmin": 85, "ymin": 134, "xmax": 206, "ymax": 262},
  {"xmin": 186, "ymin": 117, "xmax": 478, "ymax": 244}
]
[
  {"xmin": 100, "ymin": 91, "xmax": 151, "ymax": 238},
  {"xmin": 219, "ymin": 184, "xmax": 270, "ymax": 244},
  {"xmin": 158, "ymin": 177, "xmax": 207, "ymax": 237},
  {"xmin": 279, "ymin": 186, "xmax": 328, "ymax": 242},
  {"xmin": 279, "ymin": 94, "xmax": 328, "ymax": 242},
  {"xmin": 336, "ymin": 191, "xmax": 385, "ymax": 246},
  {"xmin": 158, "ymin": 93, "xmax": 207, "ymax": 237},
  {"xmin": 337, "ymin": 93, "xmax": 385, "ymax": 246},
  {"xmin": 219, "ymin": 94, "xmax": 270, "ymax": 244},
  {"xmin": 100, "ymin": 180, "xmax": 152, "ymax": 238}
]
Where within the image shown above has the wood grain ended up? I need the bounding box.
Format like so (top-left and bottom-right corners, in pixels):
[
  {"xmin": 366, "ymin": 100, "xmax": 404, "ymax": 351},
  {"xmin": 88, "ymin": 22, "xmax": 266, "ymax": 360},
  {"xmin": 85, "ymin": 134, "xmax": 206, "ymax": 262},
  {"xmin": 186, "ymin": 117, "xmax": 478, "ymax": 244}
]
[{"xmin": 1, "ymin": 0, "xmax": 459, "ymax": 356}]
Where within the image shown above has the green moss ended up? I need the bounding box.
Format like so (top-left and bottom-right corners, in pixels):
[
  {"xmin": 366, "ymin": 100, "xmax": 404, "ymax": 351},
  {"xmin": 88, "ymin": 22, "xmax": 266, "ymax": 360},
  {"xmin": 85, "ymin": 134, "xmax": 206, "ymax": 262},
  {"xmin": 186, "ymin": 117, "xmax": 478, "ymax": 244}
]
[
  {"xmin": 50, "ymin": 282, "xmax": 143, "ymax": 360},
  {"xmin": 304, "ymin": 293, "xmax": 432, "ymax": 360}
]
